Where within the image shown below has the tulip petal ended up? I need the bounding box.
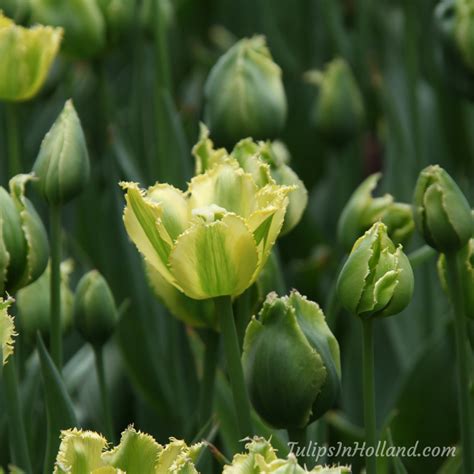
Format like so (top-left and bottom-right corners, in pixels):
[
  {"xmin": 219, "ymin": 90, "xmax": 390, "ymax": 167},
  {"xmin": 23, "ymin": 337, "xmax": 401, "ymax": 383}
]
[
  {"xmin": 169, "ymin": 214, "xmax": 258, "ymax": 299},
  {"xmin": 0, "ymin": 296, "xmax": 15, "ymax": 366},
  {"xmin": 147, "ymin": 183, "xmax": 189, "ymax": 242},
  {"xmin": 121, "ymin": 182, "xmax": 178, "ymax": 289},
  {"xmin": 54, "ymin": 429, "xmax": 107, "ymax": 474},
  {"xmin": 192, "ymin": 123, "xmax": 228, "ymax": 174},
  {"xmin": 188, "ymin": 161, "xmax": 258, "ymax": 218}
]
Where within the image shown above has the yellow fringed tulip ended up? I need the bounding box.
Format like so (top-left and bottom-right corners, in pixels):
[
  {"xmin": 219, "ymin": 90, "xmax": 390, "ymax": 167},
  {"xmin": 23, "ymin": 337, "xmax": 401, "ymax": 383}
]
[
  {"xmin": 121, "ymin": 158, "xmax": 292, "ymax": 300},
  {"xmin": 0, "ymin": 13, "xmax": 62, "ymax": 101},
  {"xmin": 0, "ymin": 296, "xmax": 16, "ymax": 366}
]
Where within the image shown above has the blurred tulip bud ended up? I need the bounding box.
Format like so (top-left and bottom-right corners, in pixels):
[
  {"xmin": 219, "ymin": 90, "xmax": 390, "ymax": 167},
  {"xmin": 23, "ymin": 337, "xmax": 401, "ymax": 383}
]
[
  {"xmin": 0, "ymin": 174, "xmax": 49, "ymax": 294},
  {"xmin": 54, "ymin": 426, "xmax": 203, "ymax": 472},
  {"xmin": 338, "ymin": 173, "xmax": 414, "ymax": 252},
  {"xmin": 308, "ymin": 58, "xmax": 364, "ymax": 146},
  {"xmin": 0, "ymin": 296, "xmax": 15, "ymax": 366},
  {"xmin": 434, "ymin": 0, "xmax": 474, "ymax": 99},
  {"xmin": 33, "ymin": 100, "xmax": 90, "ymax": 205},
  {"xmin": 140, "ymin": 0, "xmax": 174, "ymax": 39},
  {"xmin": 16, "ymin": 260, "xmax": 74, "ymax": 343},
  {"xmin": 204, "ymin": 36, "xmax": 287, "ymax": 146},
  {"xmin": 438, "ymin": 238, "xmax": 474, "ymax": 319},
  {"xmin": 98, "ymin": 0, "xmax": 134, "ymax": 45},
  {"xmin": 146, "ymin": 261, "xmax": 217, "ymax": 329},
  {"xmin": 31, "ymin": 0, "xmax": 105, "ymax": 59},
  {"xmin": 242, "ymin": 290, "xmax": 341, "ymax": 429},
  {"xmin": 455, "ymin": 0, "xmax": 474, "ymax": 72},
  {"xmin": 121, "ymin": 158, "xmax": 292, "ymax": 300},
  {"xmin": 337, "ymin": 222, "xmax": 414, "ymax": 319},
  {"xmin": 413, "ymin": 165, "xmax": 472, "ymax": 253},
  {"xmin": 74, "ymin": 270, "xmax": 118, "ymax": 348},
  {"xmin": 0, "ymin": 13, "xmax": 62, "ymax": 101},
  {"xmin": 224, "ymin": 437, "xmax": 351, "ymax": 473}
]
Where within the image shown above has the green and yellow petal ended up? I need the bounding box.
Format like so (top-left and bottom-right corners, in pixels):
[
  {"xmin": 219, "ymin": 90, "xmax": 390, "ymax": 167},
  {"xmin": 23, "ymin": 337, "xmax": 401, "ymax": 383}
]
[
  {"xmin": 120, "ymin": 182, "xmax": 180, "ymax": 290},
  {"xmin": 54, "ymin": 428, "xmax": 108, "ymax": 474},
  {"xmin": 188, "ymin": 161, "xmax": 258, "ymax": 218},
  {"xmin": 0, "ymin": 296, "xmax": 15, "ymax": 366},
  {"xmin": 169, "ymin": 213, "xmax": 259, "ymax": 299}
]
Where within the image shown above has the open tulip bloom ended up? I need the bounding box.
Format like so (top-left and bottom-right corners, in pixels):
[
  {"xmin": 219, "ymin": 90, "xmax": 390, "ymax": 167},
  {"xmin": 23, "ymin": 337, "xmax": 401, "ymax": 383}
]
[{"xmin": 120, "ymin": 157, "xmax": 293, "ymax": 301}]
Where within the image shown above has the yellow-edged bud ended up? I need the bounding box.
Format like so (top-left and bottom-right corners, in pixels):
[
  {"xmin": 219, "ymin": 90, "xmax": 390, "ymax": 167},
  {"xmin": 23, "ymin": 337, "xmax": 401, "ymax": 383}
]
[
  {"xmin": 16, "ymin": 260, "xmax": 73, "ymax": 343},
  {"xmin": 0, "ymin": 13, "xmax": 62, "ymax": 101},
  {"xmin": 224, "ymin": 437, "xmax": 351, "ymax": 473},
  {"xmin": 413, "ymin": 165, "xmax": 472, "ymax": 253},
  {"xmin": 33, "ymin": 100, "xmax": 90, "ymax": 205},
  {"xmin": 0, "ymin": 296, "xmax": 16, "ymax": 366},
  {"xmin": 337, "ymin": 222, "xmax": 414, "ymax": 319},
  {"xmin": 242, "ymin": 291, "xmax": 341, "ymax": 429},
  {"xmin": 31, "ymin": 0, "xmax": 106, "ymax": 59},
  {"xmin": 309, "ymin": 58, "xmax": 364, "ymax": 146},
  {"xmin": 0, "ymin": 174, "xmax": 49, "ymax": 294},
  {"xmin": 204, "ymin": 36, "xmax": 287, "ymax": 146},
  {"xmin": 338, "ymin": 173, "xmax": 414, "ymax": 252},
  {"xmin": 74, "ymin": 270, "xmax": 118, "ymax": 348},
  {"xmin": 121, "ymin": 156, "xmax": 293, "ymax": 301},
  {"xmin": 438, "ymin": 238, "xmax": 474, "ymax": 319}
]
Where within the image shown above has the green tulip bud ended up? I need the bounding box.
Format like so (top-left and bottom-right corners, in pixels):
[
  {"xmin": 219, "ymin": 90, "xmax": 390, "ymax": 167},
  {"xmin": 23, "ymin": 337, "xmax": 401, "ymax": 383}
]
[
  {"xmin": 204, "ymin": 36, "xmax": 287, "ymax": 146},
  {"xmin": 33, "ymin": 100, "xmax": 90, "ymax": 205},
  {"xmin": 242, "ymin": 290, "xmax": 341, "ymax": 429},
  {"xmin": 338, "ymin": 173, "xmax": 414, "ymax": 252},
  {"xmin": 224, "ymin": 437, "xmax": 351, "ymax": 473},
  {"xmin": 0, "ymin": 296, "xmax": 15, "ymax": 366},
  {"xmin": 31, "ymin": 0, "xmax": 106, "ymax": 59},
  {"xmin": 438, "ymin": 238, "xmax": 474, "ymax": 319},
  {"xmin": 413, "ymin": 165, "xmax": 472, "ymax": 253},
  {"xmin": 74, "ymin": 270, "xmax": 118, "ymax": 347},
  {"xmin": 16, "ymin": 260, "xmax": 74, "ymax": 343},
  {"xmin": 0, "ymin": 13, "xmax": 62, "ymax": 101},
  {"xmin": 309, "ymin": 58, "xmax": 364, "ymax": 146},
  {"xmin": 337, "ymin": 222, "xmax": 414, "ymax": 319},
  {"xmin": 454, "ymin": 0, "xmax": 474, "ymax": 72},
  {"xmin": 0, "ymin": 174, "xmax": 49, "ymax": 294}
]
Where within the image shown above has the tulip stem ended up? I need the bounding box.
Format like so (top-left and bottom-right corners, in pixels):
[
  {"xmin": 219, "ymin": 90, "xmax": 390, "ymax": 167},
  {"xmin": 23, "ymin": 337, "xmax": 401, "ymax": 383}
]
[
  {"xmin": 94, "ymin": 346, "xmax": 115, "ymax": 443},
  {"xmin": 198, "ymin": 329, "xmax": 219, "ymax": 427},
  {"xmin": 2, "ymin": 355, "xmax": 32, "ymax": 473},
  {"xmin": 445, "ymin": 252, "xmax": 473, "ymax": 474},
  {"xmin": 362, "ymin": 318, "xmax": 377, "ymax": 474},
  {"xmin": 288, "ymin": 427, "xmax": 309, "ymax": 467},
  {"xmin": 49, "ymin": 204, "xmax": 62, "ymax": 370},
  {"xmin": 215, "ymin": 295, "xmax": 253, "ymax": 437},
  {"xmin": 6, "ymin": 103, "xmax": 21, "ymax": 176}
]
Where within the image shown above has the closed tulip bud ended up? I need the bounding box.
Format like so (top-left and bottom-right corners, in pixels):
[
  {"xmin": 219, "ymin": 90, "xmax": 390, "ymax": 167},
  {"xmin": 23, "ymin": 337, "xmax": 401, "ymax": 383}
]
[
  {"xmin": 455, "ymin": 0, "xmax": 474, "ymax": 72},
  {"xmin": 0, "ymin": 296, "xmax": 16, "ymax": 366},
  {"xmin": 74, "ymin": 270, "xmax": 118, "ymax": 348},
  {"xmin": 0, "ymin": 174, "xmax": 49, "ymax": 294},
  {"xmin": 31, "ymin": 0, "xmax": 105, "ymax": 59},
  {"xmin": 0, "ymin": 13, "xmax": 62, "ymax": 101},
  {"xmin": 33, "ymin": 100, "xmax": 90, "ymax": 205},
  {"xmin": 413, "ymin": 165, "xmax": 472, "ymax": 253},
  {"xmin": 338, "ymin": 173, "xmax": 414, "ymax": 251},
  {"xmin": 309, "ymin": 58, "xmax": 364, "ymax": 146},
  {"xmin": 242, "ymin": 291, "xmax": 341, "ymax": 429},
  {"xmin": 16, "ymin": 260, "xmax": 74, "ymax": 343},
  {"xmin": 438, "ymin": 238, "xmax": 474, "ymax": 319},
  {"xmin": 121, "ymin": 157, "xmax": 292, "ymax": 301},
  {"xmin": 204, "ymin": 36, "xmax": 287, "ymax": 146},
  {"xmin": 337, "ymin": 222, "xmax": 414, "ymax": 319}
]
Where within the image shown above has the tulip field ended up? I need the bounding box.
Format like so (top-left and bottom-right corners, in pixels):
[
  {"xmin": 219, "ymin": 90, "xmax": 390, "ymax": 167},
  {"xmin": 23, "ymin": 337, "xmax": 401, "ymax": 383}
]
[{"xmin": 1, "ymin": 0, "xmax": 474, "ymax": 473}]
